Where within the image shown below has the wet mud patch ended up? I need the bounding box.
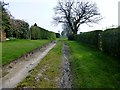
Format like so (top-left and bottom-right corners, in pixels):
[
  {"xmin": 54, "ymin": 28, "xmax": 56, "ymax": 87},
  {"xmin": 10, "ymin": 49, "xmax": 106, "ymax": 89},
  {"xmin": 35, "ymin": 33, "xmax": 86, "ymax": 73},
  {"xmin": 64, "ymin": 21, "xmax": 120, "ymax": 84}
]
[{"xmin": 61, "ymin": 42, "xmax": 72, "ymax": 88}]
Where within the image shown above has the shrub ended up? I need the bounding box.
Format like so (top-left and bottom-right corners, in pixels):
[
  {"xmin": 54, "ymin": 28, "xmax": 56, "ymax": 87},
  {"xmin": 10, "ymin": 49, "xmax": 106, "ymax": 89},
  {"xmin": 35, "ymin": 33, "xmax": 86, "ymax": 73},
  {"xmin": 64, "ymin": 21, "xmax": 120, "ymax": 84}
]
[
  {"xmin": 68, "ymin": 34, "xmax": 75, "ymax": 40},
  {"xmin": 55, "ymin": 33, "xmax": 60, "ymax": 38}
]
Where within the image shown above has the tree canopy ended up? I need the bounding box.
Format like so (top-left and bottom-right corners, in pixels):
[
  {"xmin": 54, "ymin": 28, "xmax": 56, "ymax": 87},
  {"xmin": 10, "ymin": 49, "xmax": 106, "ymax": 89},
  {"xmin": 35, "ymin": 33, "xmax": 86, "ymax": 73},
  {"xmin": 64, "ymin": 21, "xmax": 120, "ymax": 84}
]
[
  {"xmin": 10, "ymin": 19, "xmax": 29, "ymax": 39},
  {"xmin": 53, "ymin": 0, "xmax": 102, "ymax": 34},
  {"xmin": 1, "ymin": 1, "xmax": 13, "ymax": 37},
  {"xmin": 1, "ymin": 1, "xmax": 30, "ymax": 39}
]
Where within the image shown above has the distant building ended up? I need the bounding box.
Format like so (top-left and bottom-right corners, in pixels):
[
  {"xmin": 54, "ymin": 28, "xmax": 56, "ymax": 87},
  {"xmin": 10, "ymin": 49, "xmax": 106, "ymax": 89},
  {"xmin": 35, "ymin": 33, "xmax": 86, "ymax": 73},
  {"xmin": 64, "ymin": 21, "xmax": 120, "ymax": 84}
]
[
  {"xmin": 118, "ymin": 1, "xmax": 120, "ymax": 26},
  {"xmin": 0, "ymin": 30, "xmax": 6, "ymax": 41}
]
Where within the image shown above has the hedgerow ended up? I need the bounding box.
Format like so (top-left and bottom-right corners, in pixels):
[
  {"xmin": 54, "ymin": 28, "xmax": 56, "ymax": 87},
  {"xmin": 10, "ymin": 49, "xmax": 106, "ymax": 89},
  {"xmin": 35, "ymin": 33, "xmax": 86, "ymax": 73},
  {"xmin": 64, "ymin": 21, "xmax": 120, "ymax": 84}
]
[
  {"xmin": 75, "ymin": 27, "xmax": 120, "ymax": 57},
  {"xmin": 30, "ymin": 25, "xmax": 56, "ymax": 40},
  {"xmin": 101, "ymin": 28, "xmax": 120, "ymax": 57},
  {"xmin": 75, "ymin": 30, "xmax": 102, "ymax": 49}
]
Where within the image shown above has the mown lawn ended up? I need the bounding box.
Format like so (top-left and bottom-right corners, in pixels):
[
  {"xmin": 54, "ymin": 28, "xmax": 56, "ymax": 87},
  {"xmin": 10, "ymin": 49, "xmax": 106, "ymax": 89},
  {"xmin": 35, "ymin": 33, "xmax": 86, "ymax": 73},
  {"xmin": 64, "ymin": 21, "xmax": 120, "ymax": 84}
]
[
  {"xmin": 2, "ymin": 39, "xmax": 51, "ymax": 65},
  {"xmin": 17, "ymin": 41, "xmax": 62, "ymax": 88},
  {"xmin": 66, "ymin": 41, "xmax": 120, "ymax": 88}
]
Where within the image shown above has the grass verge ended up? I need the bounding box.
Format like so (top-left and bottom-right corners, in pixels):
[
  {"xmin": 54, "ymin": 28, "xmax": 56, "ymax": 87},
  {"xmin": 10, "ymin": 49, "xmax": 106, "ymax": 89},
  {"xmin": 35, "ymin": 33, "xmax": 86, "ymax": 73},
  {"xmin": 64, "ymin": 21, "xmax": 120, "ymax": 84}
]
[
  {"xmin": 2, "ymin": 39, "xmax": 51, "ymax": 65},
  {"xmin": 66, "ymin": 41, "xmax": 120, "ymax": 88},
  {"xmin": 17, "ymin": 41, "xmax": 62, "ymax": 88}
]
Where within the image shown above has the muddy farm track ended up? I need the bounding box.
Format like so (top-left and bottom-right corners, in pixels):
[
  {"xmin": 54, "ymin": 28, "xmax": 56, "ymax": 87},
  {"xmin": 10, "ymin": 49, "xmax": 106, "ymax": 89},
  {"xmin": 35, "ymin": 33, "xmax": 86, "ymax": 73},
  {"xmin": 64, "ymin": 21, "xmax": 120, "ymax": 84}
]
[
  {"xmin": 1, "ymin": 41, "xmax": 57, "ymax": 88},
  {"xmin": 1, "ymin": 41, "xmax": 72, "ymax": 89}
]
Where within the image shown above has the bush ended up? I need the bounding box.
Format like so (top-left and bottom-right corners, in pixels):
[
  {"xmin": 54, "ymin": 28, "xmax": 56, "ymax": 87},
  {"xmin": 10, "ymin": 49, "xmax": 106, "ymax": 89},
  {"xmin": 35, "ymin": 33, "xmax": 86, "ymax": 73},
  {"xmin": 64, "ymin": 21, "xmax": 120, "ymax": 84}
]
[
  {"xmin": 55, "ymin": 33, "xmax": 60, "ymax": 38},
  {"xmin": 68, "ymin": 34, "xmax": 75, "ymax": 40}
]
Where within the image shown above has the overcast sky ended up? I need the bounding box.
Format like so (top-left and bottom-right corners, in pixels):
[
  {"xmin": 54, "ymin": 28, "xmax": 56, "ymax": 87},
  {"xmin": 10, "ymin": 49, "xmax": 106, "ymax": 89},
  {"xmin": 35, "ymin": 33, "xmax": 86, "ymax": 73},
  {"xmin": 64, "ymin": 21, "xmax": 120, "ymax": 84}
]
[{"xmin": 4, "ymin": 0, "xmax": 120, "ymax": 33}]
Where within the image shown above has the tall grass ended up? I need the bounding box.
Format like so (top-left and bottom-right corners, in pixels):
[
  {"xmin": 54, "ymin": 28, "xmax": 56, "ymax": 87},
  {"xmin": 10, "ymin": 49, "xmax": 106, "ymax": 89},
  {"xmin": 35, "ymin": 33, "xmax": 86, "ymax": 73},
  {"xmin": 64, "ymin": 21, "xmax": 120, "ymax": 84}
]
[{"xmin": 66, "ymin": 41, "xmax": 120, "ymax": 88}]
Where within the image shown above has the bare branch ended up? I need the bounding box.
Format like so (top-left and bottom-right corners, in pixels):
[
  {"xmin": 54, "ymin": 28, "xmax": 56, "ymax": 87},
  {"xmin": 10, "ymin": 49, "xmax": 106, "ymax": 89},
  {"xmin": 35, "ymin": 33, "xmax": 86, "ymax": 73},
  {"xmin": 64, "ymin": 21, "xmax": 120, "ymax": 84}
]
[{"xmin": 53, "ymin": 0, "xmax": 102, "ymax": 34}]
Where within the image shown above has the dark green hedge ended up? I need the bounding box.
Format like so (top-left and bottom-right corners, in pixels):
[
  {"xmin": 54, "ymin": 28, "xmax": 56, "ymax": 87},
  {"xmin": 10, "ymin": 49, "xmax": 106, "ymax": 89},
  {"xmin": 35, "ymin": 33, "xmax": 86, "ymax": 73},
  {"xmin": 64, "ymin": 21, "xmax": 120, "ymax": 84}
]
[
  {"xmin": 30, "ymin": 25, "xmax": 56, "ymax": 40},
  {"xmin": 75, "ymin": 30, "xmax": 102, "ymax": 49},
  {"xmin": 101, "ymin": 28, "xmax": 120, "ymax": 57},
  {"xmin": 75, "ymin": 27, "xmax": 120, "ymax": 57}
]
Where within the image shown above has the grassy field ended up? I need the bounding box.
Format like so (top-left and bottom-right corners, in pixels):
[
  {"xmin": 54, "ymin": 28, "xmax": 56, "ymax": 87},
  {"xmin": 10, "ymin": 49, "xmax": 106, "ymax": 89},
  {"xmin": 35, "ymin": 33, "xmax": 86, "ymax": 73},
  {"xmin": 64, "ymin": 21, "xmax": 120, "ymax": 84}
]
[
  {"xmin": 2, "ymin": 39, "xmax": 51, "ymax": 65},
  {"xmin": 66, "ymin": 41, "xmax": 120, "ymax": 88},
  {"xmin": 17, "ymin": 41, "xmax": 62, "ymax": 88}
]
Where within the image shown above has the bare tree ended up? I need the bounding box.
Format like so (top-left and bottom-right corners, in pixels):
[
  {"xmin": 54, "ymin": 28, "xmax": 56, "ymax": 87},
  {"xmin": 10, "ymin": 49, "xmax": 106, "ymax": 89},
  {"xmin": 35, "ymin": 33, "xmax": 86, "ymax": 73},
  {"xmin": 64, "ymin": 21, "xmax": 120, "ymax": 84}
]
[
  {"xmin": 53, "ymin": 0, "xmax": 102, "ymax": 34},
  {"xmin": 62, "ymin": 23, "xmax": 72, "ymax": 36}
]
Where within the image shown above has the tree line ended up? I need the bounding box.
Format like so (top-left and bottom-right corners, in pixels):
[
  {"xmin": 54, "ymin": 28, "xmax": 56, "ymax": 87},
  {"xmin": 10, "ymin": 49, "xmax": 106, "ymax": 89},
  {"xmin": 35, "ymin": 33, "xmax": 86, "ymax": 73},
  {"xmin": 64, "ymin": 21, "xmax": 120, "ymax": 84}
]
[{"xmin": 0, "ymin": 1, "xmax": 56, "ymax": 40}]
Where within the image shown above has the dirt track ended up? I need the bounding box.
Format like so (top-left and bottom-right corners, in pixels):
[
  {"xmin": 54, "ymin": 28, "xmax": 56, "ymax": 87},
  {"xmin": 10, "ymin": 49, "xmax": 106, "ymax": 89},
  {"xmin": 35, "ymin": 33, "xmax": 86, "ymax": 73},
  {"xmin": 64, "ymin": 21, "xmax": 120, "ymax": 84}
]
[
  {"xmin": 1, "ymin": 41, "xmax": 57, "ymax": 89},
  {"xmin": 1, "ymin": 41, "xmax": 73, "ymax": 89}
]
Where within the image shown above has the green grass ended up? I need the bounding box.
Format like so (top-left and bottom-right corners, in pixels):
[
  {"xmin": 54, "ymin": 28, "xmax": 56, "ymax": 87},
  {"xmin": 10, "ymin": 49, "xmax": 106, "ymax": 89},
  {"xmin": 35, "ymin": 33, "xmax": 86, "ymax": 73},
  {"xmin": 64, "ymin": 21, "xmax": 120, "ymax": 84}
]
[
  {"xmin": 17, "ymin": 41, "xmax": 62, "ymax": 88},
  {"xmin": 2, "ymin": 39, "xmax": 51, "ymax": 65},
  {"xmin": 66, "ymin": 41, "xmax": 120, "ymax": 88}
]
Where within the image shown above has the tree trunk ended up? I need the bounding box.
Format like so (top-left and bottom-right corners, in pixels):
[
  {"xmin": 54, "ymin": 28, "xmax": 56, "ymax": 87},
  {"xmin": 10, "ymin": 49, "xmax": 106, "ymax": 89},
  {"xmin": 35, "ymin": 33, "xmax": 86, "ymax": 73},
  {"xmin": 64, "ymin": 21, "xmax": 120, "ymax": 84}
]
[{"xmin": 73, "ymin": 28, "xmax": 78, "ymax": 35}]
